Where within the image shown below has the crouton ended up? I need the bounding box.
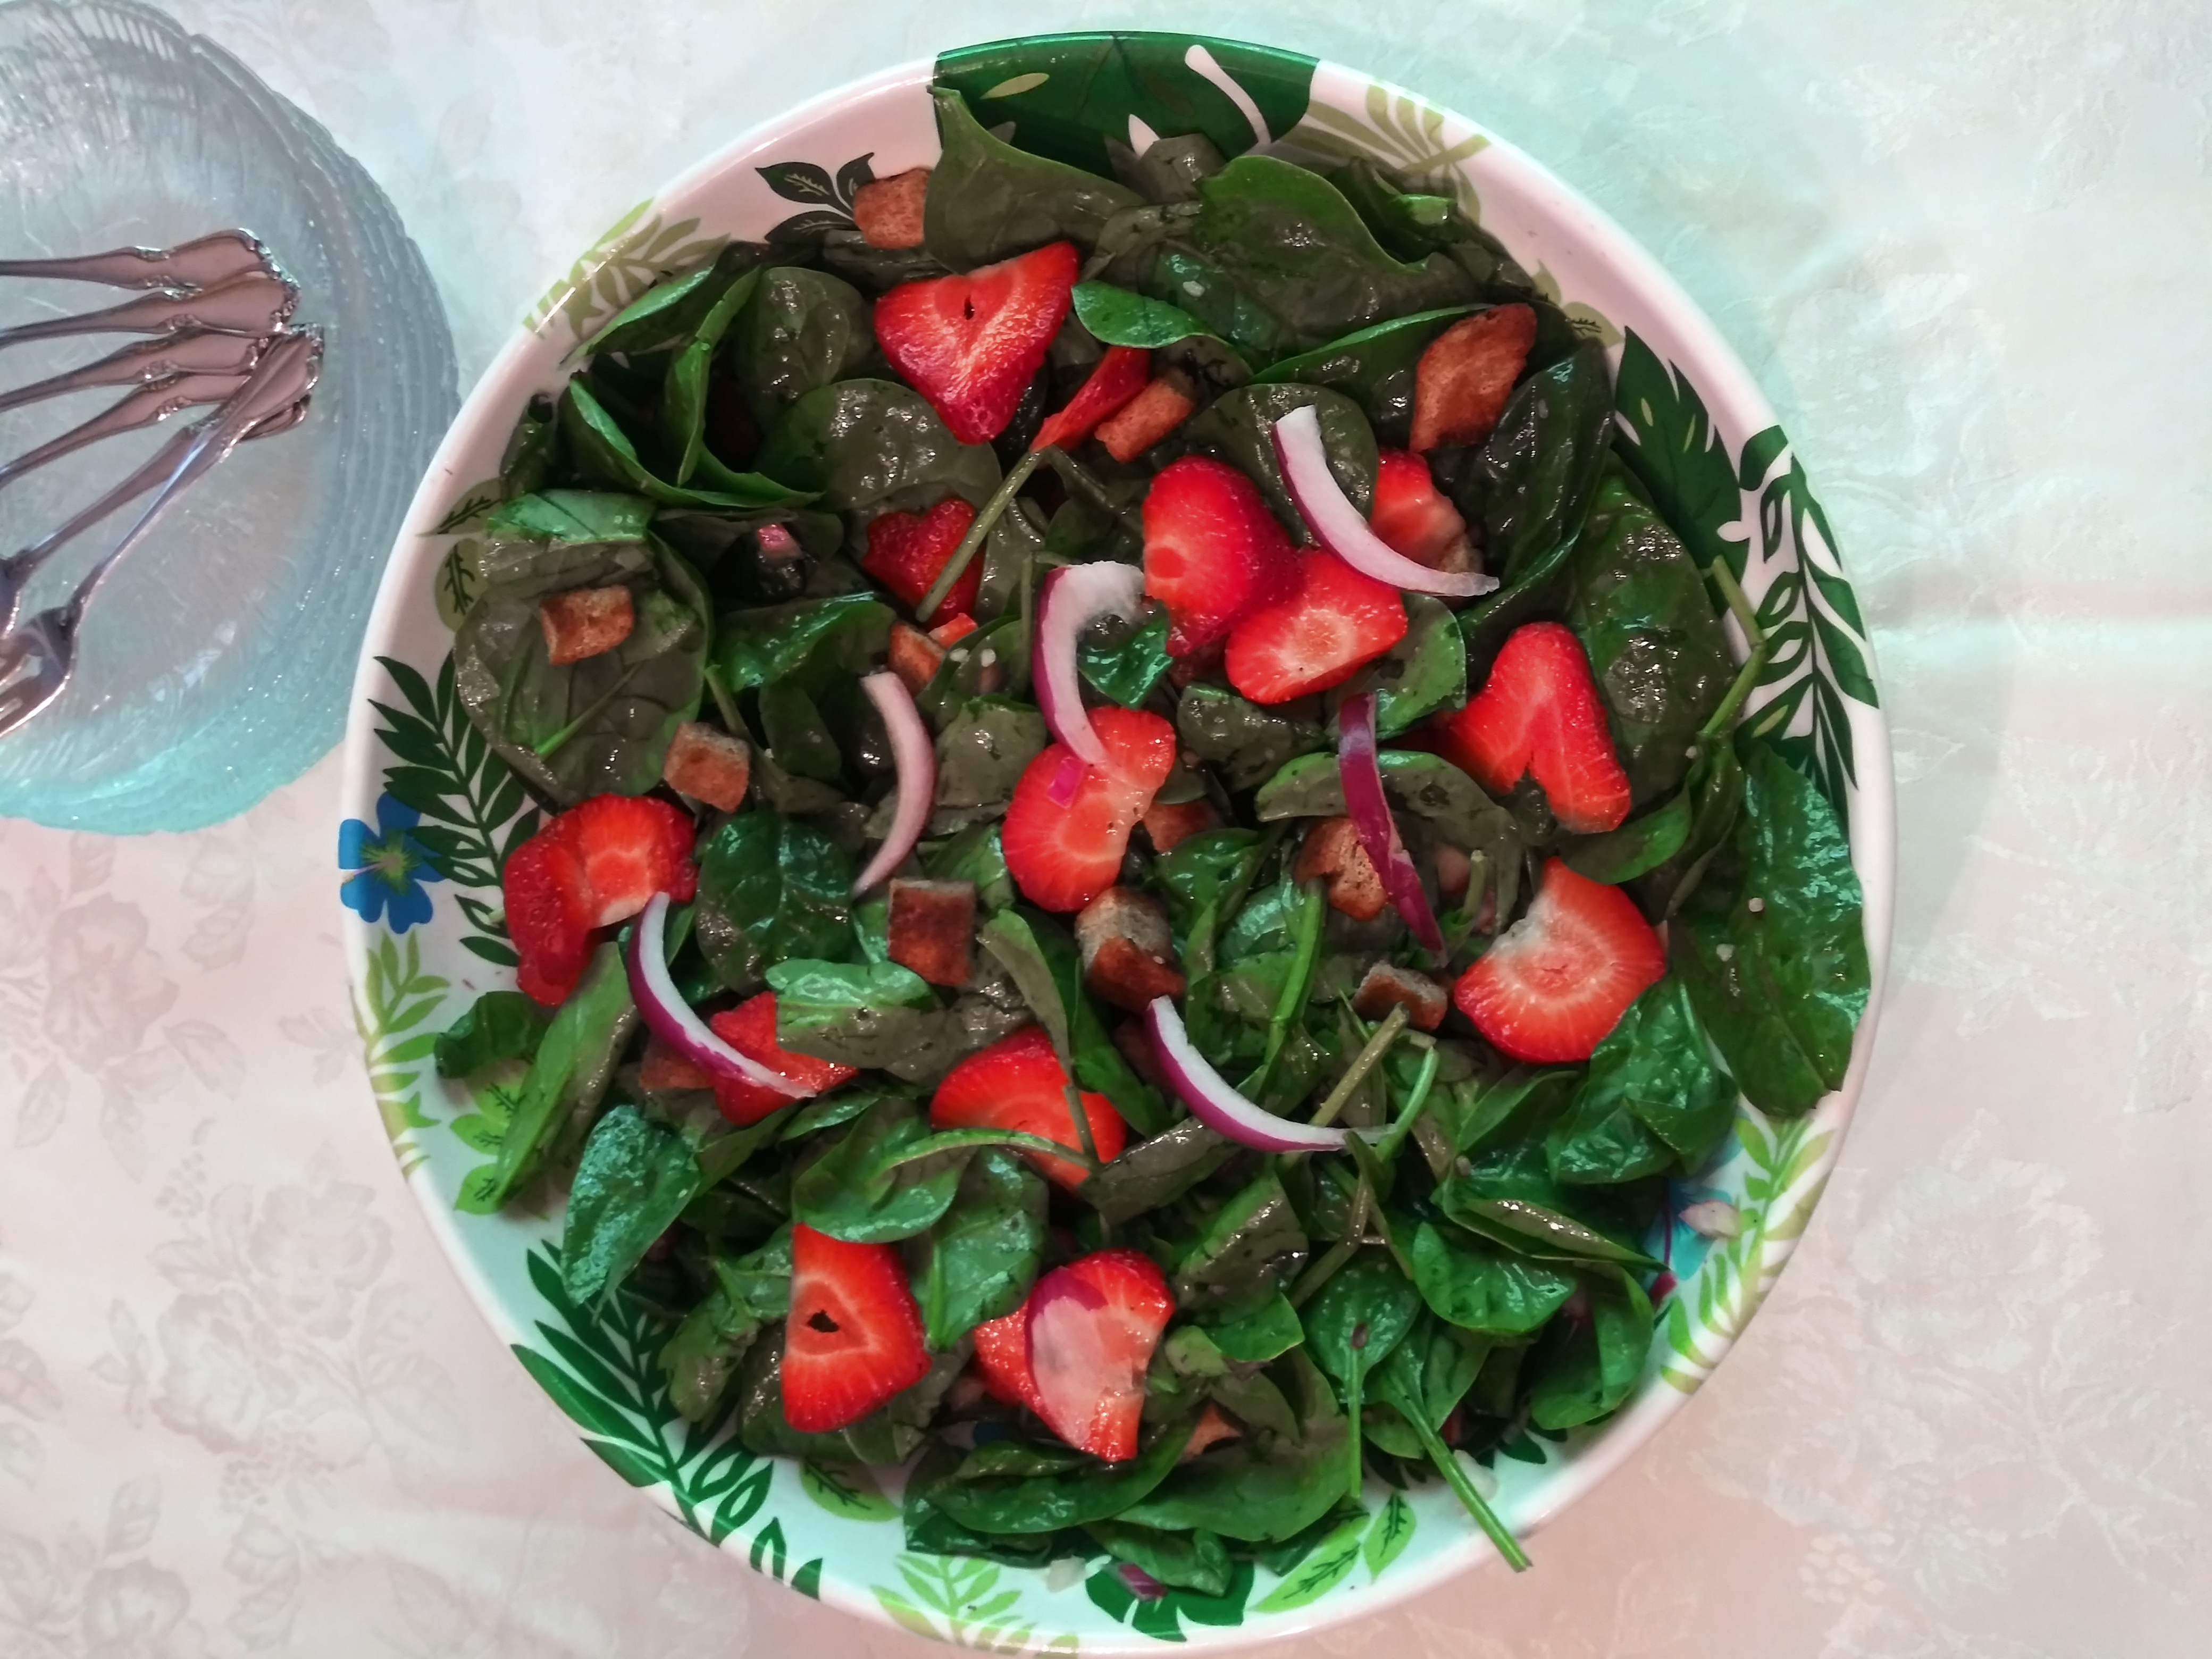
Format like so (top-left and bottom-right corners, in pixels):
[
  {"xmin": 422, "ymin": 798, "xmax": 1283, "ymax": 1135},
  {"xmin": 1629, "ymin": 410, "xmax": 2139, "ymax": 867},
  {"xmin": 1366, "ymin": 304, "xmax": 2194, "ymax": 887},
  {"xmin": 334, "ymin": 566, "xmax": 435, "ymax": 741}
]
[
  {"xmin": 1295, "ymin": 817, "xmax": 1390, "ymax": 922},
  {"xmin": 539, "ymin": 585, "xmax": 634, "ymax": 665},
  {"xmin": 1074, "ymin": 886, "xmax": 1186, "ymax": 1012},
  {"xmin": 1142, "ymin": 798, "xmax": 1221, "ymax": 855},
  {"xmin": 1409, "ymin": 304, "xmax": 1538, "ymax": 453},
  {"xmin": 887, "ymin": 620, "xmax": 947, "ymax": 696},
  {"xmin": 1179, "ymin": 1402, "xmax": 1242, "ymax": 1462},
  {"xmin": 661, "ymin": 722, "xmax": 751, "ymax": 811},
  {"xmin": 1351, "ymin": 961, "xmax": 1449, "ymax": 1032},
  {"xmin": 1096, "ymin": 372, "xmax": 1198, "ymax": 463},
  {"xmin": 852, "ymin": 167, "xmax": 930, "ymax": 249},
  {"xmin": 640, "ymin": 1035, "xmax": 716, "ymax": 1092},
  {"xmin": 889, "ymin": 877, "xmax": 977, "ymax": 987},
  {"xmin": 1433, "ymin": 843, "xmax": 1472, "ymax": 905},
  {"xmin": 1112, "ymin": 1017, "xmax": 1166, "ymax": 1087}
]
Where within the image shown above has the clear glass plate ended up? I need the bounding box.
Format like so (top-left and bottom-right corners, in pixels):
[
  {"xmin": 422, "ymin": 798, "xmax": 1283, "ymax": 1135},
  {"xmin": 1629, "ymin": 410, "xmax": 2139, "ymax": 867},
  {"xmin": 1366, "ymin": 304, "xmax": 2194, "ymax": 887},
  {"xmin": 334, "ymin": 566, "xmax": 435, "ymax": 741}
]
[{"xmin": 0, "ymin": 0, "xmax": 454, "ymax": 832}]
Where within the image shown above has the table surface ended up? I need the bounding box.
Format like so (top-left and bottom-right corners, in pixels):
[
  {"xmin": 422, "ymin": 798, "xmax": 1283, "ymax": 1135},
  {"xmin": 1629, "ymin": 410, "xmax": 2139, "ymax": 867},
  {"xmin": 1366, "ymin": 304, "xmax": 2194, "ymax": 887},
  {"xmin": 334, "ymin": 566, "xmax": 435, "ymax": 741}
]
[{"xmin": 4, "ymin": 1, "xmax": 2207, "ymax": 1653}]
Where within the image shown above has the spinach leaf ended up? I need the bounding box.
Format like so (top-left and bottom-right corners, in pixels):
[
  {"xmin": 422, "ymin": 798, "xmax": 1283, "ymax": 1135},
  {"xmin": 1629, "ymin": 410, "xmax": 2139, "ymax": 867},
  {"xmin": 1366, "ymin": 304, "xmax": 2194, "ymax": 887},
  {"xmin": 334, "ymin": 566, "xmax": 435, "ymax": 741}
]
[
  {"xmin": 1205, "ymin": 1289, "xmax": 1305, "ymax": 1363},
  {"xmin": 453, "ymin": 535, "xmax": 709, "ymax": 803},
  {"xmin": 1071, "ymin": 280, "xmax": 1216, "ymax": 349},
  {"xmin": 560, "ymin": 380, "xmax": 802, "ymax": 509},
  {"xmin": 1081, "ymin": 1118, "xmax": 1237, "ymax": 1226},
  {"xmin": 483, "ymin": 489, "xmax": 652, "ymax": 544},
  {"xmin": 753, "ymin": 379, "xmax": 1002, "ymax": 546},
  {"xmin": 1253, "ymin": 306, "xmax": 1473, "ymax": 448},
  {"xmin": 1176, "ymin": 686, "xmax": 1323, "ymax": 792},
  {"xmin": 1453, "ymin": 343, "xmax": 1615, "ymax": 590},
  {"xmin": 716, "ymin": 591, "xmax": 891, "ymax": 697},
  {"xmin": 924, "ymin": 1412, "xmax": 1194, "ymax": 1534},
  {"xmin": 1364, "ymin": 595, "xmax": 1467, "ymax": 738},
  {"xmin": 1085, "ymin": 1519, "xmax": 1234, "ymax": 1598},
  {"xmin": 1438, "ymin": 1162, "xmax": 1661, "ymax": 1271},
  {"xmin": 1179, "ymin": 383, "xmax": 1378, "ymax": 531},
  {"xmin": 559, "ymin": 1105, "xmax": 701, "ymax": 1302},
  {"xmin": 692, "ymin": 812, "xmax": 856, "ymax": 993},
  {"xmin": 1154, "ymin": 828, "xmax": 1264, "ymax": 925},
  {"xmin": 1407, "ymin": 1220, "xmax": 1576, "ymax": 1335},
  {"xmin": 979, "ymin": 909, "xmax": 1171, "ymax": 1136},
  {"xmin": 1254, "ymin": 750, "xmax": 1513, "ymax": 856},
  {"xmin": 658, "ymin": 266, "xmax": 762, "ymax": 487},
  {"xmin": 470, "ymin": 944, "xmax": 635, "ymax": 1211},
  {"xmin": 1556, "ymin": 974, "xmax": 1736, "ymax": 1179},
  {"xmin": 1543, "ymin": 1087, "xmax": 1675, "ymax": 1187},
  {"xmin": 935, "ymin": 697, "xmax": 1049, "ymax": 817},
  {"xmin": 1172, "ymin": 1170, "xmax": 1309, "ymax": 1314},
  {"xmin": 434, "ymin": 991, "xmax": 548, "ymax": 1078},
  {"xmin": 926, "ymin": 822, "xmax": 1016, "ymax": 911},
  {"xmin": 768, "ymin": 957, "xmax": 943, "ymax": 1071},
  {"xmin": 1674, "ymin": 744, "xmax": 1870, "ymax": 1115},
  {"xmin": 757, "ymin": 681, "xmax": 843, "ymax": 783},
  {"xmin": 1117, "ymin": 1354, "xmax": 1350, "ymax": 1542},
  {"xmin": 924, "ymin": 88, "xmax": 1143, "ymax": 269},
  {"xmin": 1302, "ymin": 1249, "xmax": 1422, "ymax": 1412},
  {"xmin": 1078, "ymin": 606, "xmax": 1174, "ymax": 709},
  {"xmin": 1563, "ymin": 464, "xmax": 1735, "ymax": 803},
  {"xmin": 581, "ymin": 241, "xmax": 760, "ymax": 359},
  {"xmin": 1368, "ymin": 1310, "xmax": 1529, "ymax": 1569},
  {"xmin": 1560, "ymin": 792, "xmax": 1692, "ymax": 885},
  {"xmin": 733, "ymin": 266, "xmax": 879, "ymax": 425},
  {"xmin": 790, "ymin": 1096, "xmax": 970, "ymax": 1243},
  {"xmin": 912, "ymin": 1148, "xmax": 1048, "ymax": 1349},
  {"xmin": 659, "ymin": 1227, "xmax": 790, "ymax": 1422},
  {"xmin": 1528, "ymin": 1268, "xmax": 1653, "ymax": 1430},
  {"xmin": 1633, "ymin": 740, "xmax": 1748, "ymax": 920}
]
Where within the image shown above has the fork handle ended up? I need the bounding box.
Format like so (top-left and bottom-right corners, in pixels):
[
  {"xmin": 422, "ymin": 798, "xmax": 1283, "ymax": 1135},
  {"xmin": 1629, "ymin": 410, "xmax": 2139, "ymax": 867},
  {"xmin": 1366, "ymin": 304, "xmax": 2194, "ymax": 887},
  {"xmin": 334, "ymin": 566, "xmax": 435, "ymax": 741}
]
[
  {"xmin": 0, "ymin": 270, "xmax": 297, "ymax": 351},
  {"xmin": 0, "ymin": 231, "xmax": 275, "ymax": 292},
  {"xmin": 0, "ymin": 373, "xmax": 249, "ymax": 492}
]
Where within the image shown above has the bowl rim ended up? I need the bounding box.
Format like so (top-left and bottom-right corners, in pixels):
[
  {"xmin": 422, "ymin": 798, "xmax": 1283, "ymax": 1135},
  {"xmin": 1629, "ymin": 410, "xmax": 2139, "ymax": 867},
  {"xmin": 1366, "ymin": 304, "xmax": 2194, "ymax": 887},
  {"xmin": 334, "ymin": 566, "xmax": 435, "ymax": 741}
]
[{"xmin": 340, "ymin": 36, "xmax": 1893, "ymax": 1648}]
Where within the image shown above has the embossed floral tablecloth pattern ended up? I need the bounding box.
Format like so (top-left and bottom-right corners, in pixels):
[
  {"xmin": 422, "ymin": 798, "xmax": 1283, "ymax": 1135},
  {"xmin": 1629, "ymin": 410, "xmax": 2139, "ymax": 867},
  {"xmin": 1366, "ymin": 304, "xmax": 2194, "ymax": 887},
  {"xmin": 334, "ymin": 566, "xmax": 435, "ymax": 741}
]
[{"xmin": 1, "ymin": 1, "xmax": 2206, "ymax": 1654}]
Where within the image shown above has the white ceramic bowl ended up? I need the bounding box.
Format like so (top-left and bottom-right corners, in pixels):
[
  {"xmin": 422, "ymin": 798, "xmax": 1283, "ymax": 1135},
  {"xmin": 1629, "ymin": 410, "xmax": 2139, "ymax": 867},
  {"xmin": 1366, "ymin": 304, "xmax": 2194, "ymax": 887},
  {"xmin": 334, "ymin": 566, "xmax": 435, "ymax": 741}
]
[{"xmin": 340, "ymin": 32, "xmax": 1891, "ymax": 1649}]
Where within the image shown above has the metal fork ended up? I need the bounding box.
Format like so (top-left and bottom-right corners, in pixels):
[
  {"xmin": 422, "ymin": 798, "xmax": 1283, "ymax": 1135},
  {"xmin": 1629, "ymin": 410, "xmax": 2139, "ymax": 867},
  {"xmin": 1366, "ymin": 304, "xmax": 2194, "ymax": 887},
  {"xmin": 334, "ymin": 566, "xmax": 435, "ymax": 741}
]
[
  {"xmin": 0, "ymin": 330, "xmax": 322, "ymax": 736},
  {"xmin": 0, "ymin": 370, "xmax": 254, "ymax": 493},
  {"xmin": 0, "ymin": 268, "xmax": 297, "ymax": 353},
  {"xmin": 0, "ymin": 329, "xmax": 269, "ymax": 416},
  {"xmin": 0, "ymin": 229, "xmax": 276, "ymax": 294}
]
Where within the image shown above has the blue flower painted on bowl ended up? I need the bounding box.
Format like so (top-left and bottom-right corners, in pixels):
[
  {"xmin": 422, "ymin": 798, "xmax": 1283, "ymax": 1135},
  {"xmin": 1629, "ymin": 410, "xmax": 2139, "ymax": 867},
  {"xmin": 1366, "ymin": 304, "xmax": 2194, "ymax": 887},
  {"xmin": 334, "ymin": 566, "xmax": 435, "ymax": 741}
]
[{"xmin": 339, "ymin": 793, "xmax": 446, "ymax": 932}]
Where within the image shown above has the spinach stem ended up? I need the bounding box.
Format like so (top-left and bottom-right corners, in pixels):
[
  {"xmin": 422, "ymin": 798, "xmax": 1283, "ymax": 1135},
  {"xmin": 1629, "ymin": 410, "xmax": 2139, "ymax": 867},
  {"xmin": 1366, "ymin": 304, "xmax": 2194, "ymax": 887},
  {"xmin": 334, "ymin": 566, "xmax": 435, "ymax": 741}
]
[
  {"xmin": 1369, "ymin": 1042, "xmax": 1441, "ymax": 1167},
  {"xmin": 534, "ymin": 663, "xmax": 643, "ymax": 760},
  {"xmin": 702, "ymin": 662, "xmax": 743, "ymax": 734},
  {"xmin": 1063, "ymin": 1082, "xmax": 1101, "ymax": 1167},
  {"xmin": 1406, "ymin": 1409, "xmax": 1530, "ymax": 1571},
  {"xmin": 918, "ymin": 447, "xmax": 1047, "ymax": 620},
  {"xmin": 1707, "ymin": 557, "xmax": 1765, "ymax": 649},
  {"xmin": 1310, "ymin": 1004, "xmax": 1410, "ymax": 1129},
  {"xmin": 1246, "ymin": 879, "xmax": 1326, "ymax": 1103},
  {"xmin": 1194, "ymin": 824, "xmax": 1286, "ymax": 978},
  {"xmin": 1288, "ymin": 1227, "xmax": 1361, "ymax": 1309},
  {"xmin": 884, "ymin": 1126, "xmax": 1098, "ymax": 1175},
  {"xmin": 1699, "ymin": 560, "xmax": 1775, "ymax": 744}
]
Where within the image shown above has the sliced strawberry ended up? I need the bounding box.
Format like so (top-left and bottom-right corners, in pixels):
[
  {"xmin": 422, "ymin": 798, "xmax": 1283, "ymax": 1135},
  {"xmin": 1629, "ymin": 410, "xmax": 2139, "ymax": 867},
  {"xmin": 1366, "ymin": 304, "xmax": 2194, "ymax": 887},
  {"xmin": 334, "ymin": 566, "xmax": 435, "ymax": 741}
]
[
  {"xmin": 707, "ymin": 994, "xmax": 858, "ymax": 1126},
  {"xmin": 1001, "ymin": 705, "xmax": 1177, "ymax": 913},
  {"xmin": 1034, "ymin": 346, "xmax": 1150, "ymax": 453},
  {"xmin": 972, "ymin": 1306, "xmax": 1046, "ymax": 1412},
  {"xmin": 931, "ymin": 1025, "xmax": 1127, "ymax": 1188},
  {"xmin": 1453, "ymin": 858, "xmax": 1665, "ymax": 1062},
  {"xmin": 502, "ymin": 793, "xmax": 698, "ymax": 1006},
  {"xmin": 1141, "ymin": 455, "xmax": 1296, "ymax": 657},
  {"xmin": 1025, "ymin": 1250, "xmax": 1175, "ymax": 1461},
  {"xmin": 782, "ymin": 1223, "xmax": 931, "ymax": 1433},
  {"xmin": 1222, "ymin": 549, "xmax": 1409, "ymax": 706},
  {"xmin": 1429, "ymin": 622, "xmax": 1631, "ymax": 833},
  {"xmin": 875, "ymin": 241, "xmax": 1081, "ymax": 444},
  {"xmin": 862, "ymin": 496, "xmax": 981, "ymax": 625},
  {"xmin": 1370, "ymin": 449, "xmax": 1473, "ymax": 570}
]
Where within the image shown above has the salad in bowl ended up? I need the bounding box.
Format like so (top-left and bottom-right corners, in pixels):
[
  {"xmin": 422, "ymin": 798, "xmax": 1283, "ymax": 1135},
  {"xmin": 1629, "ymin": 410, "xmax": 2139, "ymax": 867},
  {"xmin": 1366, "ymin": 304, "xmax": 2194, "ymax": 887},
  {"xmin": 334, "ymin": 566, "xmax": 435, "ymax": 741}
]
[{"xmin": 343, "ymin": 31, "xmax": 1887, "ymax": 1648}]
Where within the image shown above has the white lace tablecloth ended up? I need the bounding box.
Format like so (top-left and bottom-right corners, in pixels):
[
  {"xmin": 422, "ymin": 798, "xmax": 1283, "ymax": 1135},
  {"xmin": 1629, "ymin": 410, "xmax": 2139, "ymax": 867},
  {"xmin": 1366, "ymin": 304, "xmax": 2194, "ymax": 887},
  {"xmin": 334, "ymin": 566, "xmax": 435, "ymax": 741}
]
[{"xmin": 3, "ymin": 2, "xmax": 2205, "ymax": 1653}]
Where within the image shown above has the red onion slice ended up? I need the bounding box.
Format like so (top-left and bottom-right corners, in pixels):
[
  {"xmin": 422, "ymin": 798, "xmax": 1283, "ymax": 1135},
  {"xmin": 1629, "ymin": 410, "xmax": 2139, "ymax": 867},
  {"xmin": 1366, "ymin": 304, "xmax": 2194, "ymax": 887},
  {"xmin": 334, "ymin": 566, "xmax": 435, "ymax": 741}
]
[
  {"xmin": 626, "ymin": 892, "xmax": 809, "ymax": 1098},
  {"xmin": 1145, "ymin": 996, "xmax": 1356, "ymax": 1154},
  {"xmin": 1034, "ymin": 562, "xmax": 1148, "ymax": 778},
  {"xmin": 1337, "ymin": 693, "xmax": 1446, "ymax": 957},
  {"xmin": 854, "ymin": 670, "xmax": 935, "ymax": 895},
  {"xmin": 1271, "ymin": 404, "xmax": 1499, "ymax": 599}
]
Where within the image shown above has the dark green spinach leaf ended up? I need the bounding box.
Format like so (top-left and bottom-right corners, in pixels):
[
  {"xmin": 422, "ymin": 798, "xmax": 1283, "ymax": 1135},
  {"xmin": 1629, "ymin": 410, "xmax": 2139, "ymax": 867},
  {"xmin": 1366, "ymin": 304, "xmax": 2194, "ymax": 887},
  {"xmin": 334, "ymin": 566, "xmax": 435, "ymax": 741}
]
[
  {"xmin": 912, "ymin": 1148, "xmax": 1048, "ymax": 1349},
  {"xmin": 559, "ymin": 1105, "xmax": 700, "ymax": 1301},
  {"xmin": 435, "ymin": 991, "xmax": 548, "ymax": 1078},
  {"xmin": 692, "ymin": 812, "xmax": 856, "ymax": 993},
  {"xmin": 924, "ymin": 88, "xmax": 1143, "ymax": 269},
  {"xmin": 733, "ymin": 266, "xmax": 879, "ymax": 424},
  {"xmin": 790, "ymin": 1095, "xmax": 971, "ymax": 1243}
]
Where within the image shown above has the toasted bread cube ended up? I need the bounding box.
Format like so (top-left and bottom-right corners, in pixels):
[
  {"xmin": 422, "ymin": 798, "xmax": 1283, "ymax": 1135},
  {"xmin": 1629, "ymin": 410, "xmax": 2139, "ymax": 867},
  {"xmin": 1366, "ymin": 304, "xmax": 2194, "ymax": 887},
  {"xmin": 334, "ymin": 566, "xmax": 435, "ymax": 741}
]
[
  {"xmin": 662, "ymin": 722, "xmax": 752, "ymax": 811},
  {"xmin": 1410, "ymin": 304, "xmax": 1538, "ymax": 453},
  {"xmin": 1142, "ymin": 798, "xmax": 1222, "ymax": 855},
  {"xmin": 1096, "ymin": 373, "xmax": 1198, "ymax": 463},
  {"xmin": 640, "ymin": 1034, "xmax": 717, "ymax": 1092},
  {"xmin": 887, "ymin": 620, "xmax": 948, "ymax": 696},
  {"xmin": 1075, "ymin": 885, "xmax": 1186, "ymax": 1012},
  {"xmin": 1178, "ymin": 1402, "xmax": 1242, "ymax": 1463},
  {"xmin": 539, "ymin": 585, "xmax": 634, "ymax": 665},
  {"xmin": 1295, "ymin": 817, "xmax": 1391, "ymax": 922},
  {"xmin": 853, "ymin": 167, "xmax": 930, "ymax": 249},
  {"xmin": 889, "ymin": 877, "xmax": 977, "ymax": 987},
  {"xmin": 1351, "ymin": 961, "xmax": 1449, "ymax": 1032}
]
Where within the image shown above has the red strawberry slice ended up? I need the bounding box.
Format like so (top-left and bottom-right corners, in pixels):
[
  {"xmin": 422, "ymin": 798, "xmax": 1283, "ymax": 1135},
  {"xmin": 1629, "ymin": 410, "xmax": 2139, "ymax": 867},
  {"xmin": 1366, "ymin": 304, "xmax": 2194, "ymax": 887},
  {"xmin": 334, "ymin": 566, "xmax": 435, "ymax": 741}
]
[
  {"xmin": 972, "ymin": 1306, "xmax": 1047, "ymax": 1412},
  {"xmin": 782, "ymin": 1223, "xmax": 931, "ymax": 1433},
  {"xmin": 1033, "ymin": 346, "xmax": 1150, "ymax": 453},
  {"xmin": 1001, "ymin": 705, "xmax": 1177, "ymax": 913},
  {"xmin": 1452, "ymin": 858, "xmax": 1665, "ymax": 1062},
  {"xmin": 931, "ymin": 1024, "xmax": 1128, "ymax": 1188},
  {"xmin": 1222, "ymin": 549, "xmax": 1409, "ymax": 706},
  {"xmin": 1429, "ymin": 621, "xmax": 1632, "ymax": 833},
  {"xmin": 1370, "ymin": 449, "xmax": 1473, "ymax": 570},
  {"xmin": 1025, "ymin": 1249, "xmax": 1175, "ymax": 1461},
  {"xmin": 862, "ymin": 496, "xmax": 981, "ymax": 625},
  {"xmin": 706, "ymin": 994, "xmax": 859, "ymax": 1126},
  {"xmin": 504, "ymin": 794, "xmax": 698, "ymax": 1006},
  {"xmin": 875, "ymin": 241, "xmax": 1081, "ymax": 444},
  {"xmin": 1142, "ymin": 455, "xmax": 1296, "ymax": 657}
]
